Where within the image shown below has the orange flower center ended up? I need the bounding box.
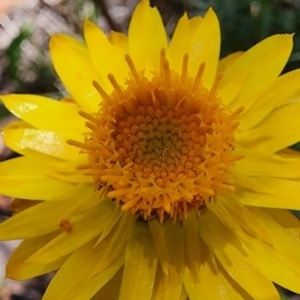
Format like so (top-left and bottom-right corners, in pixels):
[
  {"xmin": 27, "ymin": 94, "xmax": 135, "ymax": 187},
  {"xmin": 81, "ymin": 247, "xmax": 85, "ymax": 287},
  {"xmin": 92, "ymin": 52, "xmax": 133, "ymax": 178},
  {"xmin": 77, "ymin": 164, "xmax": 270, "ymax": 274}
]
[{"xmin": 69, "ymin": 51, "xmax": 242, "ymax": 222}]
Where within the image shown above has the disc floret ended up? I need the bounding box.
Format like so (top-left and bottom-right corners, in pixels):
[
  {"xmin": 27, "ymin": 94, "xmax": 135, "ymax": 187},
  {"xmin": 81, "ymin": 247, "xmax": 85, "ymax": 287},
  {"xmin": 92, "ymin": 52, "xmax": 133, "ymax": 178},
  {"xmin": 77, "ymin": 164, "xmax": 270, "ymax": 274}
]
[{"xmin": 69, "ymin": 51, "xmax": 242, "ymax": 222}]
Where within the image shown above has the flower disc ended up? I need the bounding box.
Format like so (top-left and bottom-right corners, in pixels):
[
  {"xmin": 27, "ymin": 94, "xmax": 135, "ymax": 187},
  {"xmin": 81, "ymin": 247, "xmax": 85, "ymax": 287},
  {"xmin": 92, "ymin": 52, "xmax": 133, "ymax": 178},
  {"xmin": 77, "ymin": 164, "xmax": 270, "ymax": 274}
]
[{"xmin": 71, "ymin": 53, "xmax": 241, "ymax": 221}]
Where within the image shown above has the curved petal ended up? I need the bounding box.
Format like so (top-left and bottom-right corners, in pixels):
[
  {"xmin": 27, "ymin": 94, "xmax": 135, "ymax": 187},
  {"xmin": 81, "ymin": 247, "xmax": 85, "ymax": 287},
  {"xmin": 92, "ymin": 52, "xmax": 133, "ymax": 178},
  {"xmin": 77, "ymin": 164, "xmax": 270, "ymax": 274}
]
[
  {"xmin": 218, "ymin": 51, "xmax": 243, "ymax": 73},
  {"xmin": 119, "ymin": 223, "xmax": 157, "ymax": 300},
  {"xmin": 222, "ymin": 34, "xmax": 293, "ymax": 109},
  {"xmin": 0, "ymin": 184, "xmax": 94, "ymax": 239},
  {"xmin": 149, "ymin": 219, "xmax": 185, "ymax": 299},
  {"xmin": 183, "ymin": 232, "xmax": 252, "ymax": 300},
  {"xmin": 234, "ymin": 172, "xmax": 300, "ymax": 210},
  {"xmin": 6, "ymin": 232, "xmax": 68, "ymax": 280},
  {"xmin": 264, "ymin": 208, "xmax": 300, "ymax": 243},
  {"xmin": 108, "ymin": 31, "xmax": 128, "ymax": 54},
  {"xmin": 149, "ymin": 219, "xmax": 184, "ymax": 277},
  {"xmin": 209, "ymin": 195, "xmax": 273, "ymax": 245},
  {"xmin": 44, "ymin": 213, "xmax": 135, "ymax": 300},
  {"xmin": 0, "ymin": 156, "xmax": 79, "ymax": 200},
  {"xmin": 187, "ymin": 8, "xmax": 220, "ymax": 89},
  {"xmin": 1, "ymin": 94, "xmax": 84, "ymax": 132},
  {"xmin": 49, "ymin": 34, "xmax": 103, "ymax": 112},
  {"xmin": 43, "ymin": 238, "xmax": 124, "ymax": 300},
  {"xmin": 91, "ymin": 268, "xmax": 123, "ymax": 300},
  {"xmin": 182, "ymin": 215, "xmax": 251, "ymax": 300},
  {"xmin": 3, "ymin": 120, "xmax": 44, "ymax": 157},
  {"xmin": 198, "ymin": 210, "xmax": 279, "ymax": 300},
  {"xmin": 48, "ymin": 156, "xmax": 92, "ymax": 183},
  {"xmin": 3, "ymin": 122, "xmax": 82, "ymax": 160},
  {"xmin": 182, "ymin": 212, "xmax": 200, "ymax": 273},
  {"xmin": 84, "ymin": 20, "xmax": 129, "ymax": 92},
  {"xmin": 151, "ymin": 265, "xmax": 186, "ymax": 300},
  {"xmin": 216, "ymin": 261, "xmax": 254, "ymax": 300},
  {"xmin": 169, "ymin": 13, "xmax": 194, "ymax": 72},
  {"xmin": 219, "ymin": 73, "xmax": 249, "ymax": 106},
  {"xmin": 128, "ymin": 0, "xmax": 168, "ymax": 73},
  {"xmin": 234, "ymin": 147, "xmax": 300, "ymax": 179},
  {"xmin": 93, "ymin": 207, "xmax": 123, "ymax": 247},
  {"xmin": 26, "ymin": 200, "xmax": 115, "ymax": 264},
  {"xmin": 239, "ymin": 69, "xmax": 300, "ymax": 131},
  {"xmin": 239, "ymin": 190, "xmax": 300, "ymax": 210},
  {"xmin": 92, "ymin": 213, "xmax": 136, "ymax": 275},
  {"xmin": 237, "ymin": 102, "xmax": 300, "ymax": 152},
  {"xmin": 242, "ymin": 208, "xmax": 300, "ymax": 294}
]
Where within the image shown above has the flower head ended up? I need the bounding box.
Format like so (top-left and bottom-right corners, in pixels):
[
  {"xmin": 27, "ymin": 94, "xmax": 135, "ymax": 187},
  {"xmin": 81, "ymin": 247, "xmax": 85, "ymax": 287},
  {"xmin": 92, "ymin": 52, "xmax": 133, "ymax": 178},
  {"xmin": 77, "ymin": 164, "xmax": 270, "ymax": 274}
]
[{"xmin": 1, "ymin": 0, "xmax": 300, "ymax": 299}]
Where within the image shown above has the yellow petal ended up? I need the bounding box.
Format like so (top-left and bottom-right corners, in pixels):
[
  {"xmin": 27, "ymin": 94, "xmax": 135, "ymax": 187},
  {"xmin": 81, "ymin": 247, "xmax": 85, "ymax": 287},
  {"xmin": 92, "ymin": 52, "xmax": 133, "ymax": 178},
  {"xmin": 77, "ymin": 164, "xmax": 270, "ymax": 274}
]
[
  {"xmin": 218, "ymin": 73, "xmax": 249, "ymax": 106},
  {"xmin": 128, "ymin": 0, "xmax": 168, "ymax": 73},
  {"xmin": 48, "ymin": 156, "xmax": 92, "ymax": 183},
  {"xmin": 217, "ymin": 261, "xmax": 254, "ymax": 300},
  {"xmin": 198, "ymin": 210, "xmax": 279, "ymax": 299},
  {"xmin": 6, "ymin": 232, "xmax": 68, "ymax": 280},
  {"xmin": 218, "ymin": 51, "xmax": 243, "ymax": 73},
  {"xmin": 49, "ymin": 34, "xmax": 103, "ymax": 112},
  {"xmin": 92, "ymin": 211, "xmax": 122, "ymax": 246},
  {"xmin": 241, "ymin": 208, "xmax": 300, "ymax": 293},
  {"xmin": 183, "ymin": 232, "xmax": 251, "ymax": 300},
  {"xmin": 182, "ymin": 211, "xmax": 200, "ymax": 273},
  {"xmin": 3, "ymin": 121, "xmax": 58, "ymax": 158},
  {"xmin": 222, "ymin": 34, "xmax": 293, "ymax": 109},
  {"xmin": 264, "ymin": 208, "xmax": 300, "ymax": 243},
  {"xmin": 149, "ymin": 219, "xmax": 184, "ymax": 277},
  {"xmin": 234, "ymin": 172, "xmax": 300, "ymax": 209},
  {"xmin": 188, "ymin": 8, "xmax": 220, "ymax": 89},
  {"xmin": 209, "ymin": 194, "xmax": 273, "ymax": 245},
  {"xmin": 234, "ymin": 147, "xmax": 300, "ymax": 179},
  {"xmin": 26, "ymin": 200, "xmax": 115, "ymax": 264},
  {"xmin": 239, "ymin": 189, "xmax": 300, "ymax": 211},
  {"xmin": 0, "ymin": 156, "xmax": 78, "ymax": 200},
  {"xmin": 237, "ymin": 102, "xmax": 300, "ymax": 152},
  {"xmin": 239, "ymin": 69, "xmax": 300, "ymax": 131},
  {"xmin": 169, "ymin": 13, "xmax": 193, "ymax": 72},
  {"xmin": 240, "ymin": 232, "xmax": 300, "ymax": 294},
  {"xmin": 119, "ymin": 222, "xmax": 157, "ymax": 300},
  {"xmin": 1, "ymin": 94, "xmax": 84, "ymax": 132},
  {"xmin": 84, "ymin": 20, "xmax": 128, "ymax": 92},
  {"xmin": 151, "ymin": 265, "xmax": 186, "ymax": 300},
  {"xmin": 3, "ymin": 120, "xmax": 43, "ymax": 157},
  {"xmin": 3, "ymin": 121, "xmax": 81, "ymax": 160},
  {"xmin": 149, "ymin": 219, "xmax": 184, "ymax": 299},
  {"xmin": 183, "ymin": 216, "xmax": 225, "ymax": 300},
  {"xmin": 92, "ymin": 212, "xmax": 136, "ymax": 275},
  {"xmin": 91, "ymin": 268, "xmax": 123, "ymax": 300},
  {"xmin": 183, "ymin": 254, "xmax": 222, "ymax": 300},
  {"xmin": 43, "ymin": 238, "xmax": 123, "ymax": 300},
  {"xmin": 0, "ymin": 184, "xmax": 93, "ymax": 239},
  {"xmin": 108, "ymin": 31, "xmax": 128, "ymax": 54}
]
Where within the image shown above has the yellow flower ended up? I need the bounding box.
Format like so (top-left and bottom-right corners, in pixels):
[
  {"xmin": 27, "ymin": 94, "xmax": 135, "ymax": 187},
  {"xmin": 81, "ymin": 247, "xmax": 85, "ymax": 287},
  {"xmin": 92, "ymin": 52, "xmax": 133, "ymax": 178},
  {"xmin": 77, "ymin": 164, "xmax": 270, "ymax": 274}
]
[{"xmin": 1, "ymin": 0, "xmax": 300, "ymax": 299}]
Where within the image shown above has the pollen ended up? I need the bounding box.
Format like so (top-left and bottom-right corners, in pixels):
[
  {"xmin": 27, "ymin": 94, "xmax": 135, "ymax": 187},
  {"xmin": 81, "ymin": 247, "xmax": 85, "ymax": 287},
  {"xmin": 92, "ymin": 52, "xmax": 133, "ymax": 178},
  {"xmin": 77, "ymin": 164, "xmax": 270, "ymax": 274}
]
[
  {"xmin": 59, "ymin": 219, "xmax": 73, "ymax": 233},
  {"xmin": 69, "ymin": 51, "xmax": 242, "ymax": 222}
]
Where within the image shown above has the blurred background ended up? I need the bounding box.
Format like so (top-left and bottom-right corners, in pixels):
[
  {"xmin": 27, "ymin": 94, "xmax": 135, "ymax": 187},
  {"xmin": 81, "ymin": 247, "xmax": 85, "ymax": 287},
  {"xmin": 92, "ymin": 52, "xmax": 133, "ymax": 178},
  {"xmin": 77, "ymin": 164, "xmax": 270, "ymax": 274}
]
[{"xmin": 0, "ymin": 0, "xmax": 300, "ymax": 299}]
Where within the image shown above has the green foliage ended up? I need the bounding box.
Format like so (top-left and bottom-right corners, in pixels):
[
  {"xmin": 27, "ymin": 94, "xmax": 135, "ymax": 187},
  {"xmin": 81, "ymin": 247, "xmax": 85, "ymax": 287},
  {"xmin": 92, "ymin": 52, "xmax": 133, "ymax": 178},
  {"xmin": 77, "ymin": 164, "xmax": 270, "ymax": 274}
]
[
  {"xmin": 0, "ymin": 103, "xmax": 9, "ymax": 119},
  {"xmin": 4, "ymin": 26, "xmax": 31, "ymax": 78}
]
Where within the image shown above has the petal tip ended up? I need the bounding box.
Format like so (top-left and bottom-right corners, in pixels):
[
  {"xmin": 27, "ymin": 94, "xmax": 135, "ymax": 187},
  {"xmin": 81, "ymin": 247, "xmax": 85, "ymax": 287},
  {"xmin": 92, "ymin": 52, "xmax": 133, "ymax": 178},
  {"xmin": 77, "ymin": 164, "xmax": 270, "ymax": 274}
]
[
  {"xmin": 84, "ymin": 18, "xmax": 96, "ymax": 31},
  {"xmin": 204, "ymin": 7, "xmax": 219, "ymax": 24},
  {"xmin": 49, "ymin": 34, "xmax": 65, "ymax": 51}
]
